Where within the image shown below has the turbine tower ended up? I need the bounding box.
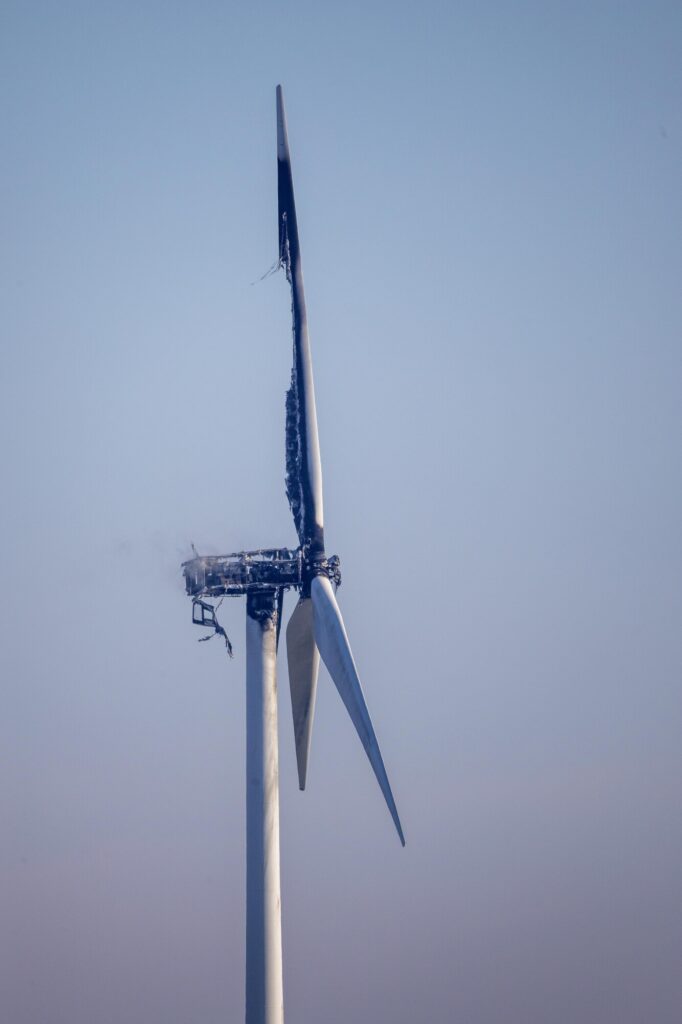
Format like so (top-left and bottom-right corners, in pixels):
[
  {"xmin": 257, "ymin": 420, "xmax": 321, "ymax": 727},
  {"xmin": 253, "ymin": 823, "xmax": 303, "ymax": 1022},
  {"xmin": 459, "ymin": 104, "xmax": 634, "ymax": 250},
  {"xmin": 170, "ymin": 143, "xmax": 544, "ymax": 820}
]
[{"xmin": 182, "ymin": 85, "xmax": 404, "ymax": 1024}]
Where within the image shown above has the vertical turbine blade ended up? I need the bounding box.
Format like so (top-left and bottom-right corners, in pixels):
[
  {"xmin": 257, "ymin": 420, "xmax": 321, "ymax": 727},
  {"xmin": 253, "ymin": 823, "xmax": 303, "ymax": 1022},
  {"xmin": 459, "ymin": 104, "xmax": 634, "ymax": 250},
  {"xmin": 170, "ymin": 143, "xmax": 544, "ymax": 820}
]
[
  {"xmin": 277, "ymin": 85, "xmax": 325, "ymax": 557},
  {"xmin": 286, "ymin": 597, "xmax": 320, "ymax": 790},
  {"xmin": 310, "ymin": 575, "xmax": 405, "ymax": 846}
]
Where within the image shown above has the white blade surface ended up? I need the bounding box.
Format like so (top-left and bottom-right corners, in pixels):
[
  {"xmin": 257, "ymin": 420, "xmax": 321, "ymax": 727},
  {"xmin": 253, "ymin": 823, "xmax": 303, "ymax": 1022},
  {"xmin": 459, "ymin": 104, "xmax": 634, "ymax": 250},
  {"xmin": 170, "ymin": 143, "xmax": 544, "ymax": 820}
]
[
  {"xmin": 286, "ymin": 597, "xmax": 320, "ymax": 790},
  {"xmin": 310, "ymin": 575, "xmax": 405, "ymax": 846}
]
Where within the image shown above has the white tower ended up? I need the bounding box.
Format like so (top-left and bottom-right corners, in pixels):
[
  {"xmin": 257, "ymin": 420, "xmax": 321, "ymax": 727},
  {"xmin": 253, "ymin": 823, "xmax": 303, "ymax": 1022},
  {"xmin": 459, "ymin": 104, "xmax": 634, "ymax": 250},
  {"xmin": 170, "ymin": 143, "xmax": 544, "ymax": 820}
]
[{"xmin": 245, "ymin": 592, "xmax": 283, "ymax": 1024}]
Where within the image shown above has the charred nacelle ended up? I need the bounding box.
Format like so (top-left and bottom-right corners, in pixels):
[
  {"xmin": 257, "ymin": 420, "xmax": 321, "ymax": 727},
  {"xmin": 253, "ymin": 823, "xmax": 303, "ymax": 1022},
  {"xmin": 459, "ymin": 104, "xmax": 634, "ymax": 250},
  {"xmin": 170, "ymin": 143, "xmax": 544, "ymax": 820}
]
[
  {"xmin": 183, "ymin": 547, "xmax": 342, "ymax": 599},
  {"xmin": 183, "ymin": 548, "xmax": 302, "ymax": 598}
]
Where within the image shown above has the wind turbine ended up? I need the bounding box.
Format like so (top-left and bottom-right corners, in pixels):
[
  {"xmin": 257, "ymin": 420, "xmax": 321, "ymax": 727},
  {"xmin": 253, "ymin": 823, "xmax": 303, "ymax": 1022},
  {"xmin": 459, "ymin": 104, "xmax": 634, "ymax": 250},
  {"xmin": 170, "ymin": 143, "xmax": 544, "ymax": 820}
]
[{"xmin": 182, "ymin": 85, "xmax": 404, "ymax": 1024}]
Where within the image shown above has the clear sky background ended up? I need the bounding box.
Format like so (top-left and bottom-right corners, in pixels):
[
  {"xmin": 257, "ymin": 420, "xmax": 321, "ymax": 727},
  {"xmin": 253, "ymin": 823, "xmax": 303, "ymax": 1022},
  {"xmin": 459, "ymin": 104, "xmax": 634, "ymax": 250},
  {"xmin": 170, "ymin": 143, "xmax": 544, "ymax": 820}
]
[{"xmin": 1, "ymin": 2, "xmax": 681, "ymax": 1022}]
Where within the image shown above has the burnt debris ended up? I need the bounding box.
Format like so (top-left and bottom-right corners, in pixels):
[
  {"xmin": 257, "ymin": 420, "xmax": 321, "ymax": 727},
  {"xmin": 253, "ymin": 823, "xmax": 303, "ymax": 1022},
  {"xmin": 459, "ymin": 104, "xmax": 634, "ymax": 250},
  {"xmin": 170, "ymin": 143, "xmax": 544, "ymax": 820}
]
[{"xmin": 192, "ymin": 598, "xmax": 234, "ymax": 657}]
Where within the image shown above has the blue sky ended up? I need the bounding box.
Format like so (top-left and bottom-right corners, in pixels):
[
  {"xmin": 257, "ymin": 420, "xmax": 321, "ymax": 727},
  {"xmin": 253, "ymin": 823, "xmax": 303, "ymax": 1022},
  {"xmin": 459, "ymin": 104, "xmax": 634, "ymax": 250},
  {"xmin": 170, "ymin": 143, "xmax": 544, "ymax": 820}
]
[{"xmin": 1, "ymin": 2, "xmax": 681, "ymax": 1021}]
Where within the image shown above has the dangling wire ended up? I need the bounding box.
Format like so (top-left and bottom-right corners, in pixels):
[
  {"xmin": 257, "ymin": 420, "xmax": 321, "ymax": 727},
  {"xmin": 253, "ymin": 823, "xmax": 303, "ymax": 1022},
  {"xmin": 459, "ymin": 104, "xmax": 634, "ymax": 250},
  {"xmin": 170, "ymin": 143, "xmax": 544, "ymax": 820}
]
[{"xmin": 250, "ymin": 257, "xmax": 282, "ymax": 286}]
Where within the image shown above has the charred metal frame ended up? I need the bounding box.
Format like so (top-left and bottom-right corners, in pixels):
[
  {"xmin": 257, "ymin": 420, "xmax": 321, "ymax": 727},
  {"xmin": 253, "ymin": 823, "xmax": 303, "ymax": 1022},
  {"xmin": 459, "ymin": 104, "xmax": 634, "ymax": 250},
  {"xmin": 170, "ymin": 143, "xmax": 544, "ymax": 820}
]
[{"xmin": 183, "ymin": 547, "xmax": 341, "ymax": 602}]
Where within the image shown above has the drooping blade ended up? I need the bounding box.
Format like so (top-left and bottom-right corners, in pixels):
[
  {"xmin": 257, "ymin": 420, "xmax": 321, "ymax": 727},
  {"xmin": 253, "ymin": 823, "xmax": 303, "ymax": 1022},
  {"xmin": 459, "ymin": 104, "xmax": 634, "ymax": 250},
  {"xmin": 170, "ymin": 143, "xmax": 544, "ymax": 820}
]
[
  {"xmin": 310, "ymin": 575, "xmax": 405, "ymax": 845},
  {"xmin": 277, "ymin": 85, "xmax": 324, "ymax": 558},
  {"xmin": 286, "ymin": 597, "xmax": 320, "ymax": 790}
]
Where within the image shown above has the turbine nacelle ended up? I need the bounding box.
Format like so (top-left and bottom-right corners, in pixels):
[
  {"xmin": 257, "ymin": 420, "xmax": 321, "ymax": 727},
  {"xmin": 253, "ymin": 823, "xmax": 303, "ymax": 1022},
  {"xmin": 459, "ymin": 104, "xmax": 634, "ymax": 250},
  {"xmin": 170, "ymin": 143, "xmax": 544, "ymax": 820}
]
[{"xmin": 182, "ymin": 548, "xmax": 341, "ymax": 599}]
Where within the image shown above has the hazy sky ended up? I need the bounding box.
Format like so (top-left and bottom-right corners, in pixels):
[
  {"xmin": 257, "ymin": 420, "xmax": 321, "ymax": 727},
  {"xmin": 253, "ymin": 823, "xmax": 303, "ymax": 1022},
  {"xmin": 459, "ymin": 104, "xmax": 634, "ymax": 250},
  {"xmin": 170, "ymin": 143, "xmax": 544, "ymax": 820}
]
[{"xmin": 1, "ymin": 2, "xmax": 681, "ymax": 1022}]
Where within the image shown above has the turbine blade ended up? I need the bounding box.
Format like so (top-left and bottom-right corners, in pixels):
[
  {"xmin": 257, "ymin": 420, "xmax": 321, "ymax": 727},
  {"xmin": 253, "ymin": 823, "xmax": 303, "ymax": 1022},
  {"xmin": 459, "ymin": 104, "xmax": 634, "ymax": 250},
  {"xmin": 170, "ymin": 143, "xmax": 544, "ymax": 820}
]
[
  {"xmin": 286, "ymin": 597, "xmax": 320, "ymax": 790},
  {"xmin": 310, "ymin": 575, "xmax": 405, "ymax": 846},
  {"xmin": 277, "ymin": 85, "xmax": 324, "ymax": 557}
]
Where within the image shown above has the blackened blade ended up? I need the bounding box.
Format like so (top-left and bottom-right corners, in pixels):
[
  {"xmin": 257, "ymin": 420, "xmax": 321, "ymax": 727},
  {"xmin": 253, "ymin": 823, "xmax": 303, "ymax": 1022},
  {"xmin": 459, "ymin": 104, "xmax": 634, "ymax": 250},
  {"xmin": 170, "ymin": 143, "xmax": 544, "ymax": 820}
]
[{"xmin": 277, "ymin": 85, "xmax": 324, "ymax": 557}]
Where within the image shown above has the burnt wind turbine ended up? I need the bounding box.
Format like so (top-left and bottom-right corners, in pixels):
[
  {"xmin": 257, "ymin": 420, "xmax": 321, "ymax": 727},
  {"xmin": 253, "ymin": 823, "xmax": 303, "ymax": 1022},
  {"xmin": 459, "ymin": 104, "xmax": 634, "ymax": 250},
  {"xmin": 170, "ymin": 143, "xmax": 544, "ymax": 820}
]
[{"xmin": 182, "ymin": 86, "xmax": 404, "ymax": 1024}]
